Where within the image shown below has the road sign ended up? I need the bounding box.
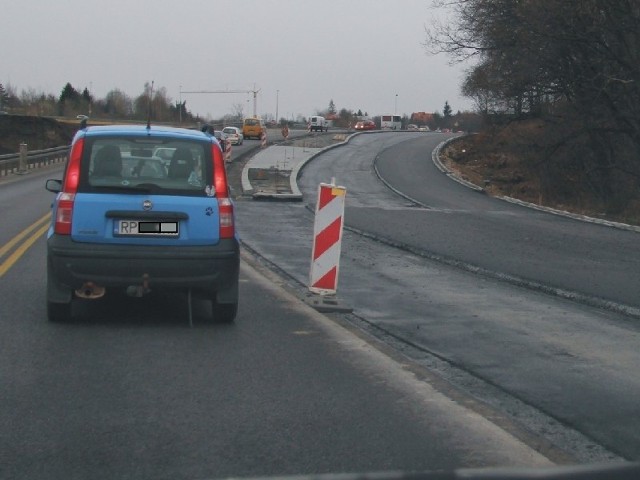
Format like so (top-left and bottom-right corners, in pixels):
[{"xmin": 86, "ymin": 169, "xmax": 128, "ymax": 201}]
[
  {"xmin": 309, "ymin": 181, "xmax": 347, "ymax": 295},
  {"xmin": 225, "ymin": 138, "xmax": 232, "ymax": 162}
]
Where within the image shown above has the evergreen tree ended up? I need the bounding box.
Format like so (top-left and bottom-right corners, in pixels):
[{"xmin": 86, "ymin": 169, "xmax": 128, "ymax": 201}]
[
  {"xmin": 0, "ymin": 83, "xmax": 7, "ymax": 110},
  {"xmin": 443, "ymin": 100, "xmax": 452, "ymax": 118},
  {"xmin": 58, "ymin": 83, "xmax": 82, "ymax": 115},
  {"xmin": 59, "ymin": 83, "xmax": 80, "ymax": 104},
  {"xmin": 81, "ymin": 87, "xmax": 93, "ymax": 104},
  {"xmin": 328, "ymin": 99, "xmax": 337, "ymax": 115}
]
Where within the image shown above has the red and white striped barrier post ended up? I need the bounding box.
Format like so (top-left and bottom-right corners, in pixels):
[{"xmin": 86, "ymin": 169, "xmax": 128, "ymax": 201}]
[
  {"xmin": 309, "ymin": 180, "xmax": 347, "ymax": 295},
  {"xmin": 225, "ymin": 138, "xmax": 232, "ymax": 162},
  {"xmin": 261, "ymin": 130, "xmax": 267, "ymax": 149}
]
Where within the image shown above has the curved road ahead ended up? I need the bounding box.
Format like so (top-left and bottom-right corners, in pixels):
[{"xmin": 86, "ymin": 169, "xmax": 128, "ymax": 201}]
[
  {"xmin": 238, "ymin": 131, "xmax": 640, "ymax": 461},
  {"xmin": 312, "ymin": 132, "xmax": 640, "ymax": 313}
]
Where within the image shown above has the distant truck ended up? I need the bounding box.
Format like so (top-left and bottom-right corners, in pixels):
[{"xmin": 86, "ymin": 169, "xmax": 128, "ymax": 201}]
[
  {"xmin": 381, "ymin": 114, "xmax": 402, "ymax": 130},
  {"xmin": 309, "ymin": 115, "xmax": 329, "ymax": 132},
  {"xmin": 242, "ymin": 117, "xmax": 266, "ymax": 139}
]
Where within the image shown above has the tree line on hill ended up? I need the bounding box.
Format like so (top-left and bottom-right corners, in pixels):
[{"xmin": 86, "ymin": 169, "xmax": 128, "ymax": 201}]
[
  {"xmin": 1, "ymin": 79, "xmax": 482, "ymax": 133},
  {"xmin": 0, "ymin": 81, "xmax": 202, "ymax": 124}
]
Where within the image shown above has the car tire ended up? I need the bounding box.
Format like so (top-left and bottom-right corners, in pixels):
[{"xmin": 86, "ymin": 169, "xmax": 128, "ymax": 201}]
[
  {"xmin": 47, "ymin": 260, "xmax": 73, "ymax": 322},
  {"xmin": 212, "ymin": 300, "xmax": 237, "ymax": 323},
  {"xmin": 47, "ymin": 299, "xmax": 72, "ymax": 322}
]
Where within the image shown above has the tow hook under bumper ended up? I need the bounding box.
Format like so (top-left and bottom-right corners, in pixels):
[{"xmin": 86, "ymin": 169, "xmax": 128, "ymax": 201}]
[{"xmin": 126, "ymin": 274, "xmax": 151, "ymax": 298}]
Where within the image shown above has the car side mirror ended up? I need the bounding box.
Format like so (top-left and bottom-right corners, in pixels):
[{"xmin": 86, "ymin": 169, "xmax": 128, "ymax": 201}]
[{"xmin": 45, "ymin": 179, "xmax": 62, "ymax": 193}]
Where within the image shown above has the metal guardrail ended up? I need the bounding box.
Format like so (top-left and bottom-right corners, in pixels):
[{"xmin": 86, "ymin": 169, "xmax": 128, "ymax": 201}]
[{"xmin": 0, "ymin": 145, "xmax": 69, "ymax": 177}]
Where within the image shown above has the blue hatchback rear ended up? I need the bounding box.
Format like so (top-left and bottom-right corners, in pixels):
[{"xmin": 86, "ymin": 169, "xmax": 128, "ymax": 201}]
[{"xmin": 45, "ymin": 124, "xmax": 240, "ymax": 323}]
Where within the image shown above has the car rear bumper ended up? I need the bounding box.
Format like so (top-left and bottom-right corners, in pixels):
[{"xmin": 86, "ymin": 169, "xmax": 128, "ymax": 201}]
[{"xmin": 47, "ymin": 234, "xmax": 239, "ymax": 295}]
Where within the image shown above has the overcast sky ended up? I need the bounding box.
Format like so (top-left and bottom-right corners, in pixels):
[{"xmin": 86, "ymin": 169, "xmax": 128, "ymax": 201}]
[{"xmin": 1, "ymin": 0, "xmax": 473, "ymax": 120}]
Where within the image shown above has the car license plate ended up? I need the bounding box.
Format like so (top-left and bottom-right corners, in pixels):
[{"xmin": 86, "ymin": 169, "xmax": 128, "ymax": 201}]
[{"xmin": 115, "ymin": 220, "xmax": 179, "ymax": 236}]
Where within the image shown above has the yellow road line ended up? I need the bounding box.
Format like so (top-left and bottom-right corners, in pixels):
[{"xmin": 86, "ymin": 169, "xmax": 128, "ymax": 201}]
[
  {"xmin": 0, "ymin": 213, "xmax": 50, "ymax": 259},
  {"xmin": 0, "ymin": 214, "xmax": 51, "ymax": 278}
]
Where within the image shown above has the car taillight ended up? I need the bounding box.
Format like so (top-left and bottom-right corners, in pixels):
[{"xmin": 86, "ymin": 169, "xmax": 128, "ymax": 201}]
[
  {"xmin": 54, "ymin": 193, "xmax": 75, "ymax": 235},
  {"xmin": 55, "ymin": 138, "xmax": 84, "ymax": 235},
  {"xmin": 63, "ymin": 138, "xmax": 83, "ymax": 193},
  {"xmin": 218, "ymin": 197, "xmax": 235, "ymax": 239},
  {"xmin": 211, "ymin": 144, "xmax": 235, "ymax": 238}
]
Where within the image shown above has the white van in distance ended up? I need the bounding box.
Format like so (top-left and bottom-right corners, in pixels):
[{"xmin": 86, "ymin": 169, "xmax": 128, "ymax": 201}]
[{"xmin": 309, "ymin": 116, "xmax": 329, "ymax": 132}]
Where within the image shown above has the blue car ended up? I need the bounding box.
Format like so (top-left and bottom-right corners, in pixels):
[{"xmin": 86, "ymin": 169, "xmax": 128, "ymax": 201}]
[{"xmin": 45, "ymin": 124, "xmax": 239, "ymax": 323}]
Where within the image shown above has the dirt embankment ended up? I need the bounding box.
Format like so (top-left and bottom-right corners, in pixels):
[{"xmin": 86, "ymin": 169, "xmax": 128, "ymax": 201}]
[
  {"xmin": 0, "ymin": 115, "xmax": 77, "ymax": 154},
  {"xmin": 440, "ymin": 133, "xmax": 640, "ymax": 227}
]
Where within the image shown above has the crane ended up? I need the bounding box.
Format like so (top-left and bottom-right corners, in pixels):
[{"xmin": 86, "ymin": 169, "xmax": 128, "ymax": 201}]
[{"xmin": 180, "ymin": 86, "xmax": 261, "ymax": 118}]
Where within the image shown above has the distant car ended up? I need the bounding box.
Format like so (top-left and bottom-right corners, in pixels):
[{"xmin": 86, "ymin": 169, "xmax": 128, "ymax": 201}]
[
  {"xmin": 153, "ymin": 147, "xmax": 176, "ymax": 163},
  {"xmin": 44, "ymin": 124, "xmax": 240, "ymax": 323},
  {"xmin": 419, "ymin": 126, "xmax": 430, "ymax": 132},
  {"xmin": 213, "ymin": 130, "xmax": 229, "ymax": 151},
  {"xmin": 123, "ymin": 156, "xmax": 167, "ymax": 179},
  {"xmin": 407, "ymin": 124, "xmax": 419, "ymax": 131},
  {"xmin": 222, "ymin": 126, "xmax": 243, "ymax": 145},
  {"xmin": 354, "ymin": 120, "xmax": 376, "ymax": 131}
]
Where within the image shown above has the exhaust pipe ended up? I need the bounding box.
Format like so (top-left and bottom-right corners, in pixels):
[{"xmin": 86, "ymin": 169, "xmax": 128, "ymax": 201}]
[{"xmin": 75, "ymin": 281, "xmax": 106, "ymax": 299}]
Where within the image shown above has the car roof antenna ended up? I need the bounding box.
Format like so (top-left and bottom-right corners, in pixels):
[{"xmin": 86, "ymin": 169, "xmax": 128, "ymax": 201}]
[{"xmin": 146, "ymin": 80, "xmax": 154, "ymax": 131}]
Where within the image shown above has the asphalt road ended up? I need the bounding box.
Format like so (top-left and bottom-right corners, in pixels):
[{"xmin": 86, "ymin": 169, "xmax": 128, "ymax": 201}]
[
  {"xmin": 373, "ymin": 135, "xmax": 640, "ymax": 313},
  {"xmin": 235, "ymin": 131, "xmax": 640, "ymax": 461},
  {"xmin": 1, "ymin": 138, "xmax": 555, "ymax": 479}
]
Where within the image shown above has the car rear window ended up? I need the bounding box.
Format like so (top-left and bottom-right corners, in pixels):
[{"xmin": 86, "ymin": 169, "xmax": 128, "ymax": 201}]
[{"xmin": 78, "ymin": 136, "xmax": 214, "ymax": 196}]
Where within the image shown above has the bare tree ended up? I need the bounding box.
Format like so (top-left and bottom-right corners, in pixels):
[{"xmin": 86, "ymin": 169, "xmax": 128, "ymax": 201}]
[
  {"xmin": 103, "ymin": 89, "xmax": 133, "ymax": 118},
  {"xmin": 231, "ymin": 103, "xmax": 244, "ymax": 122},
  {"xmin": 427, "ymin": 0, "xmax": 640, "ymax": 208}
]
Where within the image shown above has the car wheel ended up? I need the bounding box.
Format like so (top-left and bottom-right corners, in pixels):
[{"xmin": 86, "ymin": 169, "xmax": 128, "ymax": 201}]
[
  {"xmin": 47, "ymin": 299, "xmax": 72, "ymax": 322},
  {"xmin": 212, "ymin": 299, "xmax": 237, "ymax": 323}
]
